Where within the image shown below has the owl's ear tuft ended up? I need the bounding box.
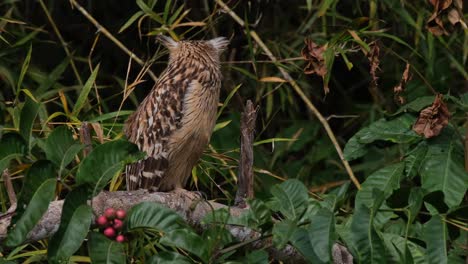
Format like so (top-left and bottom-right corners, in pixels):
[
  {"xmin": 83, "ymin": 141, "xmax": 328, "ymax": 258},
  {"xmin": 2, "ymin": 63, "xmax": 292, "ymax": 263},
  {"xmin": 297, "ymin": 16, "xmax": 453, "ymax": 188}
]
[
  {"xmin": 209, "ymin": 37, "xmax": 229, "ymax": 52},
  {"xmin": 156, "ymin": 35, "xmax": 178, "ymax": 49}
]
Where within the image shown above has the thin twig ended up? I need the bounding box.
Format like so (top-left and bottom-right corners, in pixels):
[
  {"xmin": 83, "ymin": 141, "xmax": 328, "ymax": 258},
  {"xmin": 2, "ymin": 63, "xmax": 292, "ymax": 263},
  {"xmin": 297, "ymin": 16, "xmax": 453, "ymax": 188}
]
[
  {"xmin": 2, "ymin": 169, "xmax": 16, "ymax": 214},
  {"xmin": 39, "ymin": 0, "xmax": 83, "ymax": 85},
  {"xmin": 215, "ymin": 0, "xmax": 361, "ymax": 190},
  {"xmin": 80, "ymin": 122, "xmax": 93, "ymax": 157},
  {"xmin": 68, "ymin": 0, "xmax": 158, "ymax": 82},
  {"xmin": 235, "ymin": 100, "xmax": 257, "ymax": 207}
]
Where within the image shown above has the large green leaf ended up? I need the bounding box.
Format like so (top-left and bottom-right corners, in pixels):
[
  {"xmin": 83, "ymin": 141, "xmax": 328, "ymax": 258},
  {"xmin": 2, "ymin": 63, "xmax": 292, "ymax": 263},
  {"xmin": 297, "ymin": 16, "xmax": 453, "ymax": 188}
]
[
  {"xmin": 268, "ymin": 179, "xmax": 308, "ymax": 220},
  {"xmin": 382, "ymin": 233, "xmax": 426, "ymax": 264},
  {"xmin": 350, "ymin": 205, "xmax": 388, "ymax": 264},
  {"xmin": 19, "ymin": 96, "xmax": 40, "ymax": 150},
  {"xmin": 71, "ymin": 64, "xmax": 100, "ymax": 116},
  {"xmin": 48, "ymin": 187, "xmax": 93, "ymax": 263},
  {"xmin": 344, "ymin": 114, "xmax": 420, "ymax": 161},
  {"xmin": 423, "ymin": 215, "xmax": 447, "ymax": 264},
  {"xmin": 5, "ymin": 178, "xmax": 55, "ymax": 247},
  {"xmin": 125, "ymin": 202, "xmax": 185, "ymax": 232},
  {"xmin": 10, "ymin": 160, "xmax": 56, "ymax": 223},
  {"xmin": 355, "ymin": 162, "xmax": 404, "ymax": 208},
  {"xmin": 44, "ymin": 126, "xmax": 76, "ymax": 166},
  {"xmin": 309, "ymin": 208, "xmax": 335, "ymax": 263},
  {"xmin": 148, "ymin": 252, "xmax": 191, "ymax": 264},
  {"xmin": 289, "ymin": 227, "xmax": 322, "ymax": 263},
  {"xmin": 0, "ymin": 133, "xmax": 26, "ymax": 173},
  {"xmin": 88, "ymin": 232, "xmax": 126, "ymax": 264},
  {"xmin": 420, "ymin": 129, "xmax": 468, "ymax": 207},
  {"xmin": 76, "ymin": 140, "xmax": 143, "ymax": 194},
  {"xmin": 160, "ymin": 229, "xmax": 208, "ymax": 262},
  {"xmin": 44, "ymin": 126, "xmax": 83, "ymax": 179},
  {"xmin": 404, "ymin": 142, "xmax": 428, "ymax": 178},
  {"xmin": 272, "ymin": 219, "xmax": 297, "ymax": 249}
]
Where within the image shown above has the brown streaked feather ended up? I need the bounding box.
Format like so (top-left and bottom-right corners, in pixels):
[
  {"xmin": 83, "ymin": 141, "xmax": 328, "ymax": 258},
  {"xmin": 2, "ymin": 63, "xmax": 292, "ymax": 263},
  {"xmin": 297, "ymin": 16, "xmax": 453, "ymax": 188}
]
[{"xmin": 125, "ymin": 36, "xmax": 228, "ymax": 191}]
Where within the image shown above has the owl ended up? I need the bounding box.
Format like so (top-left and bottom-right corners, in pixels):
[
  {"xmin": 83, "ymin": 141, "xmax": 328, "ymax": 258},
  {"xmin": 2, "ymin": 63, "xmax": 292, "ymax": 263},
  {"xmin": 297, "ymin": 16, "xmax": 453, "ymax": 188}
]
[{"xmin": 125, "ymin": 35, "xmax": 229, "ymax": 191}]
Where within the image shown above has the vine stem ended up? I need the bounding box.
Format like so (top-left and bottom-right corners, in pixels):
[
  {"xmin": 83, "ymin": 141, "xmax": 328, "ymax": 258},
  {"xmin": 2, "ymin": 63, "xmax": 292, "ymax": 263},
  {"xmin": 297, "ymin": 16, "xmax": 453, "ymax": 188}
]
[
  {"xmin": 68, "ymin": 0, "xmax": 158, "ymax": 82},
  {"xmin": 215, "ymin": 0, "xmax": 361, "ymax": 190}
]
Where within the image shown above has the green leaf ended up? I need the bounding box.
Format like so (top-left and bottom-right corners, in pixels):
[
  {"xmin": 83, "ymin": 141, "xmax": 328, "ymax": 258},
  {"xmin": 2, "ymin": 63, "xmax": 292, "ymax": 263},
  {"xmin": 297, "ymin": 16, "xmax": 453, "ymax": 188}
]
[
  {"xmin": 48, "ymin": 186, "xmax": 93, "ymax": 263},
  {"xmin": 36, "ymin": 57, "xmax": 70, "ymax": 97},
  {"xmin": 424, "ymin": 215, "xmax": 447, "ymax": 264},
  {"xmin": 309, "ymin": 208, "xmax": 335, "ymax": 263},
  {"xmin": 202, "ymin": 225, "xmax": 233, "ymax": 256},
  {"xmin": 351, "ymin": 205, "xmax": 388, "ymax": 264},
  {"xmin": 19, "ymin": 96, "xmax": 40, "ymax": 149},
  {"xmin": 217, "ymin": 84, "xmax": 242, "ymax": 119},
  {"xmin": 244, "ymin": 250, "xmax": 269, "ymax": 263},
  {"xmin": 5, "ymin": 176, "xmax": 55, "ymax": 247},
  {"xmin": 11, "ymin": 160, "xmax": 56, "ymax": 223},
  {"xmin": 272, "ymin": 219, "xmax": 297, "ymax": 249},
  {"xmin": 355, "ymin": 162, "xmax": 404, "ymax": 208},
  {"xmin": 160, "ymin": 229, "xmax": 207, "ymax": 262},
  {"xmin": 404, "ymin": 142, "xmax": 428, "ymax": 178},
  {"xmin": 393, "ymin": 96, "xmax": 435, "ymax": 115},
  {"xmin": 148, "ymin": 252, "xmax": 191, "ymax": 264},
  {"xmin": 76, "ymin": 140, "xmax": 142, "ymax": 194},
  {"xmin": 72, "ymin": 64, "xmax": 100, "ymax": 116},
  {"xmin": 88, "ymin": 232, "xmax": 126, "ymax": 264},
  {"xmin": 268, "ymin": 179, "xmax": 308, "ymax": 220},
  {"xmin": 289, "ymin": 227, "xmax": 322, "ymax": 263},
  {"xmin": 125, "ymin": 202, "xmax": 185, "ymax": 232},
  {"xmin": 420, "ymin": 129, "xmax": 468, "ymax": 207},
  {"xmin": 87, "ymin": 110, "xmax": 134, "ymax": 122},
  {"xmin": 0, "ymin": 133, "xmax": 26, "ymax": 173},
  {"xmin": 118, "ymin": 11, "xmax": 144, "ymax": 33},
  {"xmin": 44, "ymin": 126, "xmax": 76, "ymax": 166},
  {"xmin": 136, "ymin": 0, "xmax": 164, "ymax": 24},
  {"xmin": 407, "ymin": 188, "xmax": 424, "ymax": 224},
  {"xmin": 16, "ymin": 44, "xmax": 32, "ymax": 94},
  {"xmin": 344, "ymin": 114, "xmax": 420, "ymax": 161}
]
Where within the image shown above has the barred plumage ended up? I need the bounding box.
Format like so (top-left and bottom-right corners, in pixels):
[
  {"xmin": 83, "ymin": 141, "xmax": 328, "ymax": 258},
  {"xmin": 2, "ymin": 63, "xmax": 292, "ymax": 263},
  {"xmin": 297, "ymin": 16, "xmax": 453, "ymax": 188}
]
[{"xmin": 125, "ymin": 35, "xmax": 228, "ymax": 191}]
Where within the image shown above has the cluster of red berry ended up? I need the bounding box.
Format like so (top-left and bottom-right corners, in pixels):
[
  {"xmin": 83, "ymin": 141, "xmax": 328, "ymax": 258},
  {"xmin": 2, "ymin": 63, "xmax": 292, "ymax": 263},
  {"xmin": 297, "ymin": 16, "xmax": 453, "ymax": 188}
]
[{"xmin": 95, "ymin": 208, "xmax": 127, "ymax": 243}]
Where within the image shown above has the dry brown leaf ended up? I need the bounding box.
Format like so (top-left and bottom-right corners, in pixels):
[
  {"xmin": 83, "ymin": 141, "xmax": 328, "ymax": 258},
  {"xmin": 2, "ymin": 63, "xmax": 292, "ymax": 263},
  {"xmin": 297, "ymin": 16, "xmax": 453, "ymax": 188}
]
[
  {"xmin": 426, "ymin": 0, "xmax": 466, "ymax": 35},
  {"xmin": 301, "ymin": 39, "xmax": 327, "ymax": 77},
  {"xmin": 259, "ymin": 76, "xmax": 287, "ymax": 83},
  {"xmin": 367, "ymin": 43, "xmax": 380, "ymax": 87},
  {"xmin": 413, "ymin": 94, "xmax": 450, "ymax": 138},
  {"xmin": 301, "ymin": 38, "xmax": 329, "ymax": 93},
  {"xmin": 393, "ymin": 63, "xmax": 411, "ymax": 105},
  {"xmin": 90, "ymin": 122, "xmax": 104, "ymax": 143}
]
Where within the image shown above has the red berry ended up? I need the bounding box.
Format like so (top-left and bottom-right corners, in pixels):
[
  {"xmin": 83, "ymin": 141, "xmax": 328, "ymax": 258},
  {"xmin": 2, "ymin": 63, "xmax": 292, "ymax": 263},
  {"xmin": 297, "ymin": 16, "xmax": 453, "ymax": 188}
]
[
  {"xmin": 113, "ymin": 219, "xmax": 123, "ymax": 230},
  {"xmin": 115, "ymin": 209, "xmax": 126, "ymax": 220},
  {"xmin": 96, "ymin": 215, "xmax": 108, "ymax": 227},
  {"xmin": 103, "ymin": 227, "xmax": 116, "ymax": 238},
  {"xmin": 104, "ymin": 208, "xmax": 116, "ymax": 220},
  {"xmin": 115, "ymin": 234, "xmax": 126, "ymax": 243}
]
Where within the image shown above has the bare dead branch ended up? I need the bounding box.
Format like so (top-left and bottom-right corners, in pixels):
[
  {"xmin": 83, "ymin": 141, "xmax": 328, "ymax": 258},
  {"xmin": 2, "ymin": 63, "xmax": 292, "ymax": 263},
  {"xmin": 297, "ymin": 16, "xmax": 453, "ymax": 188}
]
[{"xmin": 235, "ymin": 100, "xmax": 257, "ymax": 207}]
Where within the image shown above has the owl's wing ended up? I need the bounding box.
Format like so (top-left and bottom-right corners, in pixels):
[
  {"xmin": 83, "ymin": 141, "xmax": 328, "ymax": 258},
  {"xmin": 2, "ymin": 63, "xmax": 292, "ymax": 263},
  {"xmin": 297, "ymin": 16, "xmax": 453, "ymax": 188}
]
[{"xmin": 125, "ymin": 79, "xmax": 187, "ymax": 190}]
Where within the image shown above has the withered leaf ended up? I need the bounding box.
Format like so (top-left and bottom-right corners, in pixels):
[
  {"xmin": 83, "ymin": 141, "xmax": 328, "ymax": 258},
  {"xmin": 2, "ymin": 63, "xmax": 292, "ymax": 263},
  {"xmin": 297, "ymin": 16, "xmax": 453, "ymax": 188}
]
[
  {"xmin": 393, "ymin": 63, "xmax": 411, "ymax": 105},
  {"xmin": 301, "ymin": 39, "xmax": 327, "ymax": 77},
  {"xmin": 301, "ymin": 39, "xmax": 329, "ymax": 93},
  {"xmin": 413, "ymin": 94, "xmax": 450, "ymax": 138}
]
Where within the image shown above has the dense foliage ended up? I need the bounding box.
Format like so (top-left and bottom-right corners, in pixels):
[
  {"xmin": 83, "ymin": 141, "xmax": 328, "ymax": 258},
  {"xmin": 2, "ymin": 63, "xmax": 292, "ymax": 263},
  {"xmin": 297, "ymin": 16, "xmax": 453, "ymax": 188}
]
[{"xmin": 0, "ymin": 0, "xmax": 466, "ymax": 263}]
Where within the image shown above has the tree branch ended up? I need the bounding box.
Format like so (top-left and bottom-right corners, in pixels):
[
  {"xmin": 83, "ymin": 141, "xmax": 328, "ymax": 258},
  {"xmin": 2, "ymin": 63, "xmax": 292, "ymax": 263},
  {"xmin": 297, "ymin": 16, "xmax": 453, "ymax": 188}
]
[
  {"xmin": 235, "ymin": 100, "xmax": 256, "ymax": 207},
  {"xmin": 0, "ymin": 190, "xmax": 352, "ymax": 263}
]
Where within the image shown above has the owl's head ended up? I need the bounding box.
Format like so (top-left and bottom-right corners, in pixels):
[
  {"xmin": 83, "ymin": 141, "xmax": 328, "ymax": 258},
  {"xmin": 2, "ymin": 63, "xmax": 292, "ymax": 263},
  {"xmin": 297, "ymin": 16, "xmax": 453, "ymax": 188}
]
[{"xmin": 156, "ymin": 35, "xmax": 229, "ymax": 63}]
